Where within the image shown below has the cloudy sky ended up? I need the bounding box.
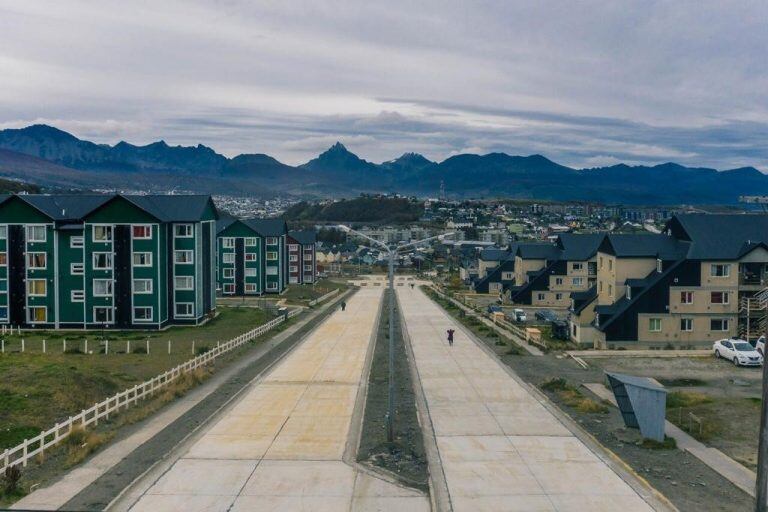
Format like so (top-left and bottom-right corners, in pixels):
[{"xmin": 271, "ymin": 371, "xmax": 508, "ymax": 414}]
[{"xmin": 1, "ymin": 1, "xmax": 766, "ymax": 170}]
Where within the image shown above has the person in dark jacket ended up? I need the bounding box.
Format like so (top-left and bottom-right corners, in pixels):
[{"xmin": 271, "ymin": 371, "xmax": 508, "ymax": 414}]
[
  {"xmin": 447, "ymin": 328, "xmax": 455, "ymax": 346},
  {"xmin": 340, "ymin": 301, "xmax": 347, "ymax": 312}
]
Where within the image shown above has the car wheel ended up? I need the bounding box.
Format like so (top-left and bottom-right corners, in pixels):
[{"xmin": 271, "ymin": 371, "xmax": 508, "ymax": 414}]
[
  {"xmin": 715, "ymin": 350, "xmax": 720, "ymax": 359},
  {"xmin": 733, "ymin": 357, "xmax": 740, "ymax": 367}
]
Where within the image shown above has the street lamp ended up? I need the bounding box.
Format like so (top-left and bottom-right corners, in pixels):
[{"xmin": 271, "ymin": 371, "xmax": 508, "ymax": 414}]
[{"xmin": 338, "ymin": 225, "xmax": 454, "ymax": 442}]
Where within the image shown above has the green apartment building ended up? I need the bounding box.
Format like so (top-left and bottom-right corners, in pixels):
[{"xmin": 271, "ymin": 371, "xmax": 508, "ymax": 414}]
[
  {"xmin": 0, "ymin": 194, "xmax": 218, "ymax": 329},
  {"xmin": 216, "ymin": 217, "xmax": 288, "ymax": 295}
]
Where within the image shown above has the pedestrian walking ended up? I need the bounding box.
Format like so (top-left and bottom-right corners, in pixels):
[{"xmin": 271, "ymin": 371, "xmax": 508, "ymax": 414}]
[
  {"xmin": 341, "ymin": 301, "xmax": 347, "ymax": 312},
  {"xmin": 410, "ymin": 283, "xmax": 415, "ymax": 289},
  {"xmin": 447, "ymin": 328, "xmax": 455, "ymax": 346}
]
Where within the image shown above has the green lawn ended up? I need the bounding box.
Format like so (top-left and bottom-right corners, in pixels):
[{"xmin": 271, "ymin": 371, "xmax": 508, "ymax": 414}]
[
  {"xmin": 279, "ymin": 279, "xmax": 348, "ymax": 305},
  {"xmin": 0, "ymin": 307, "xmax": 270, "ymax": 450}
]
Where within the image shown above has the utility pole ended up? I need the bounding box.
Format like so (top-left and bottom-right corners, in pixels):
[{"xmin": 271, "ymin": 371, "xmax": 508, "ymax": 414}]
[{"xmin": 757, "ymin": 357, "xmax": 768, "ymax": 511}]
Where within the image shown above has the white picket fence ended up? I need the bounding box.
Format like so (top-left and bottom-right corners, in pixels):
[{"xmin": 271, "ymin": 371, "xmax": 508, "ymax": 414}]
[
  {"xmin": 308, "ymin": 288, "xmax": 339, "ymax": 306},
  {"xmin": 0, "ymin": 308, "xmax": 301, "ymax": 474}
]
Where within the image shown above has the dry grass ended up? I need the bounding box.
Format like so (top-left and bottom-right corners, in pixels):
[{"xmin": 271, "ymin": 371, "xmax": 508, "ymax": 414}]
[
  {"xmin": 63, "ymin": 426, "xmax": 114, "ymax": 468},
  {"xmin": 540, "ymin": 378, "xmax": 609, "ymax": 414}
]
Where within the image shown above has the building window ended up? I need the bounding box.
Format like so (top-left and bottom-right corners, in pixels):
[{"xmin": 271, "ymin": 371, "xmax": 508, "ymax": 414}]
[
  {"xmin": 710, "ymin": 318, "xmax": 729, "ymax": 331},
  {"xmin": 290, "ymin": 266, "xmax": 298, "ymax": 272},
  {"xmin": 0, "ymin": 279, "xmax": 6, "ymax": 291},
  {"xmin": 608, "ymin": 284, "xmax": 613, "ymax": 296},
  {"xmin": 572, "ymin": 262, "xmax": 583, "ymax": 271},
  {"xmin": 555, "ymin": 277, "xmax": 564, "ymax": 285},
  {"xmin": 680, "ymin": 291, "xmax": 693, "ymax": 304},
  {"xmin": 680, "ymin": 318, "xmax": 693, "ymax": 332},
  {"xmin": 93, "ymin": 279, "xmax": 113, "ymax": 296},
  {"xmin": 245, "ymin": 268, "xmax": 257, "ymax": 277},
  {"xmin": 175, "ymin": 224, "xmax": 193, "ymax": 237},
  {"xmin": 599, "ymin": 256, "xmax": 603, "ymax": 269},
  {"xmin": 0, "ymin": 226, "xmax": 6, "ymax": 239},
  {"xmin": 245, "ymin": 284, "xmax": 258, "ymax": 293},
  {"xmin": 222, "ymin": 253, "xmax": 235, "ymax": 263},
  {"xmin": 26, "ymin": 225, "xmax": 47, "ymax": 242},
  {"xmin": 222, "ymin": 237, "xmax": 235, "ymax": 249},
  {"xmin": 70, "ymin": 236, "xmax": 84, "ymax": 248},
  {"xmin": 0, "ymin": 306, "xmax": 7, "ymax": 320},
  {"xmin": 656, "ymin": 259, "xmax": 663, "ymax": 273},
  {"xmin": 555, "ymin": 293, "xmax": 563, "ymax": 300},
  {"xmin": 537, "ymin": 292, "xmax": 545, "ymax": 301},
  {"xmin": 0, "ymin": 253, "xmax": 6, "ymax": 266},
  {"xmin": 223, "ymin": 284, "xmax": 235, "ymax": 294},
  {"xmin": 266, "ymin": 237, "xmax": 278, "ymax": 245},
  {"xmin": 267, "ymin": 267, "xmax": 278, "ymax": 275},
  {"xmin": 267, "ymin": 282, "xmax": 278, "ymax": 290},
  {"xmin": 27, "ymin": 279, "xmax": 47, "ymax": 296},
  {"xmin": 608, "ymin": 259, "xmax": 613, "ymax": 271},
  {"xmin": 133, "ymin": 279, "xmax": 153, "ymax": 294},
  {"xmin": 71, "ymin": 290, "xmax": 85, "ymax": 302},
  {"xmin": 711, "ymin": 291, "xmax": 730, "ymax": 304},
  {"xmin": 133, "ymin": 252, "xmax": 152, "ymax": 267},
  {"xmin": 134, "ymin": 307, "xmax": 153, "ymax": 321},
  {"xmin": 175, "ymin": 303, "xmax": 194, "ymax": 317},
  {"xmin": 598, "ymin": 281, "xmax": 603, "ymax": 292},
  {"xmin": 649, "ymin": 318, "xmax": 662, "ymax": 332},
  {"xmin": 133, "ymin": 225, "xmax": 152, "ymax": 239},
  {"xmin": 573, "ymin": 277, "xmax": 583, "ymax": 286},
  {"xmin": 93, "ymin": 252, "xmax": 113, "ymax": 270},
  {"xmin": 94, "ymin": 307, "xmax": 113, "ymax": 324},
  {"xmin": 304, "ymin": 254, "xmax": 312, "ymax": 261},
  {"xmin": 174, "ymin": 250, "xmax": 194, "ymax": 264},
  {"xmin": 27, "ymin": 252, "xmax": 46, "ymax": 269},
  {"xmin": 245, "ymin": 237, "xmax": 257, "ymax": 247},
  {"xmin": 266, "ymin": 251, "xmax": 278, "ymax": 261},
  {"xmin": 71, "ymin": 263, "xmax": 84, "ymax": 275},
  {"xmin": 175, "ymin": 276, "xmax": 194, "ymax": 290},
  {"xmin": 28, "ymin": 306, "xmax": 47, "ymax": 323},
  {"xmin": 290, "ymin": 255, "xmax": 299, "ymax": 262},
  {"xmin": 710, "ymin": 264, "xmax": 730, "ymax": 277},
  {"xmin": 92, "ymin": 225, "xmax": 112, "ymax": 242},
  {"xmin": 289, "ymin": 244, "xmax": 298, "ymax": 250},
  {"xmin": 223, "ymin": 268, "xmax": 234, "ymax": 278},
  {"xmin": 245, "ymin": 253, "xmax": 257, "ymax": 262}
]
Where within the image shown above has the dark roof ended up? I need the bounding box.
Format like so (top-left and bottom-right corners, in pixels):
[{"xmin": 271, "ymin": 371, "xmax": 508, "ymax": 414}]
[
  {"xmin": 479, "ymin": 248, "xmax": 512, "ymax": 261},
  {"xmin": 1, "ymin": 194, "xmax": 217, "ymax": 223},
  {"xmin": 243, "ymin": 218, "xmax": 287, "ymax": 237},
  {"xmin": 572, "ymin": 286, "xmax": 597, "ymax": 314},
  {"xmin": 515, "ymin": 242, "xmax": 561, "ymax": 260},
  {"xmin": 557, "ymin": 233, "xmax": 604, "ymax": 261},
  {"xmin": 216, "ymin": 217, "xmax": 237, "ymax": 234},
  {"xmin": 288, "ymin": 230, "xmax": 316, "ymax": 245},
  {"xmin": 599, "ymin": 234, "xmax": 688, "ymax": 260},
  {"xmin": 666, "ymin": 213, "xmax": 768, "ymax": 260}
]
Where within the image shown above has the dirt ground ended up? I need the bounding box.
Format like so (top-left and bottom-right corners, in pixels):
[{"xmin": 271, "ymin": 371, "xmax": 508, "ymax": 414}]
[
  {"xmin": 357, "ymin": 289, "xmax": 428, "ymax": 490},
  {"xmin": 429, "ymin": 291, "xmax": 757, "ymax": 511}
]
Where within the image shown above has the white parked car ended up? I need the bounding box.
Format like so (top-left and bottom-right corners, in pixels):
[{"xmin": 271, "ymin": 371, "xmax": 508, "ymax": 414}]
[
  {"xmin": 512, "ymin": 308, "xmax": 527, "ymax": 322},
  {"xmin": 713, "ymin": 338, "xmax": 763, "ymax": 367},
  {"xmin": 756, "ymin": 335, "xmax": 766, "ymax": 356}
]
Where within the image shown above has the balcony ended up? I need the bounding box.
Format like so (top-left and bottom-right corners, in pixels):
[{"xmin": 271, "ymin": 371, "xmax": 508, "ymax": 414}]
[{"xmin": 740, "ymin": 263, "xmax": 768, "ymax": 286}]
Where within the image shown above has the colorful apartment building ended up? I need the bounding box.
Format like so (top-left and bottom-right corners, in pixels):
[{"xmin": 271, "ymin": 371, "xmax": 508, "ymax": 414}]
[
  {"xmin": 287, "ymin": 230, "xmax": 317, "ymax": 284},
  {"xmin": 216, "ymin": 217, "xmax": 288, "ymax": 295},
  {"xmin": 0, "ymin": 194, "xmax": 218, "ymax": 329}
]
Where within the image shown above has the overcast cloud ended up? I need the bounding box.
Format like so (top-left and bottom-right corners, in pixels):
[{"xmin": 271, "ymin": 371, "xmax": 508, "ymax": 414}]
[{"xmin": 0, "ymin": 0, "xmax": 766, "ymax": 170}]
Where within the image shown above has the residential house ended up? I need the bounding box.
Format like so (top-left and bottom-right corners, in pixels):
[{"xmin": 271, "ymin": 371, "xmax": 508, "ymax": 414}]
[{"xmin": 287, "ymin": 230, "xmax": 317, "ymax": 284}]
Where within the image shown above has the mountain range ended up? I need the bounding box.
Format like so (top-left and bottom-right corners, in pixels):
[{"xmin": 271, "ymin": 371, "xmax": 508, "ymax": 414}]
[{"xmin": 0, "ymin": 124, "xmax": 765, "ymax": 204}]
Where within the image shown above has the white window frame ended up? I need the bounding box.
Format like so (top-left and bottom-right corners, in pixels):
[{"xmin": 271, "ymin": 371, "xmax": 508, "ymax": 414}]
[
  {"xmin": 304, "ymin": 265, "xmax": 312, "ymax": 272},
  {"xmin": 245, "ymin": 237, "xmax": 258, "ymax": 247},
  {"xmin": 290, "ymin": 255, "xmax": 299, "ymax": 262},
  {"xmin": 133, "ymin": 306, "xmax": 153, "ymax": 321},
  {"xmin": 27, "ymin": 278, "xmax": 47, "ymax": 296},
  {"xmin": 93, "ymin": 279, "xmax": 113, "ymax": 297},
  {"xmin": 132, "ymin": 224, "xmax": 153, "ymax": 239},
  {"xmin": 223, "ymin": 268, "xmax": 235, "ymax": 278},
  {"xmin": 133, "ymin": 252, "xmax": 153, "ymax": 267},
  {"xmin": 572, "ymin": 262, "xmax": 583, "ymax": 271},
  {"xmin": 92, "ymin": 224, "xmax": 113, "ymax": 242},
  {"xmin": 71, "ymin": 290, "xmax": 85, "ymax": 303},
  {"xmin": 245, "ymin": 283, "xmax": 258, "ymax": 293},
  {"xmin": 222, "ymin": 253, "xmax": 235, "ymax": 264},
  {"xmin": 267, "ymin": 282, "xmax": 278, "ymax": 290},
  {"xmin": 710, "ymin": 264, "xmax": 731, "ymax": 278},
  {"xmin": 266, "ymin": 251, "xmax": 278, "ymax": 261},
  {"xmin": 289, "ymin": 244, "xmax": 299, "ymax": 250},
  {"xmin": 175, "ymin": 276, "xmax": 194, "ymax": 290},
  {"xmin": 222, "ymin": 237, "xmax": 235, "ymax": 249},
  {"xmin": 711, "ymin": 291, "xmax": 730, "ymax": 305},
  {"xmin": 175, "ymin": 302, "xmax": 194, "ymax": 317},
  {"xmin": 27, "ymin": 252, "xmax": 47, "ymax": 270},
  {"xmin": 71, "ymin": 263, "xmax": 84, "ymax": 275},
  {"xmin": 93, "ymin": 252, "xmax": 113, "ymax": 270},
  {"xmin": 266, "ymin": 266, "xmax": 278, "ymax": 275},
  {"xmin": 0, "ymin": 305, "xmax": 7, "ymax": 321},
  {"xmin": 680, "ymin": 291, "xmax": 693, "ymax": 304},
  {"xmin": 266, "ymin": 237, "xmax": 278, "ymax": 245},
  {"xmin": 174, "ymin": 224, "xmax": 193, "ymax": 238},
  {"xmin": 223, "ymin": 283, "xmax": 235, "ymax": 294},
  {"xmin": 133, "ymin": 279, "xmax": 153, "ymax": 294},
  {"xmin": 680, "ymin": 318, "xmax": 693, "ymax": 332},
  {"xmin": 245, "ymin": 268, "xmax": 257, "ymax": 277},
  {"xmin": 93, "ymin": 306, "xmax": 114, "ymax": 324},
  {"xmin": 174, "ymin": 250, "xmax": 194, "ymax": 264},
  {"xmin": 290, "ymin": 265, "xmax": 299, "ymax": 272},
  {"xmin": 70, "ymin": 236, "xmax": 84, "ymax": 248},
  {"xmin": 245, "ymin": 253, "xmax": 257, "ymax": 262},
  {"xmin": 711, "ymin": 318, "xmax": 730, "ymax": 331},
  {"xmin": 26, "ymin": 225, "xmax": 47, "ymax": 243},
  {"xmin": 0, "ymin": 225, "xmax": 6, "ymax": 239},
  {"xmin": 27, "ymin": 306, "xmax": 47, "ymax": 323},
  {"xmin": 649, "ymin": 318, "xmax": 662, "ymax": 332},
  {"xmin": 572, "ymin": 277, "xmax": 583, "ymax": 286}
]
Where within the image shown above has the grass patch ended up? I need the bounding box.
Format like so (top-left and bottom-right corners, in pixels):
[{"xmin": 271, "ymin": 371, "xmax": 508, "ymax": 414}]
[
  {"xmin": 640, "ymin": 436, "xmax": 677, "ymax": 450},
  {"xmin": 666, "ymin": 391, "xmax": 713, "ymax": 409},
  {"xmin": 63, "ymin": 426, "xmax": 114, "ymax": 467},
  {"xmin": 540, "ymin": 378, "xmax": 608, "ymax": 414},
  {"xmin": 658, "ymin": 378, "xmax": 706, "ymax": 387}
]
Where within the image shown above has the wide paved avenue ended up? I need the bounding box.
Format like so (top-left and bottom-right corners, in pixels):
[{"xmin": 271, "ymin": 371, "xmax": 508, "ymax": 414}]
[
  {"xmin": 397, "ymin": 286, "xmax": 656, "ymax": 512},
  {"xmin": 124, "ymin": 287, "xmax": 428, "ymax": 512}
]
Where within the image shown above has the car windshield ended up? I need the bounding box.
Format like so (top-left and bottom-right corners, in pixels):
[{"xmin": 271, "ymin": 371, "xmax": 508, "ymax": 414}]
[{"xmin": 734, "ymin": 342, "xmax": 754, "ymax": 352}]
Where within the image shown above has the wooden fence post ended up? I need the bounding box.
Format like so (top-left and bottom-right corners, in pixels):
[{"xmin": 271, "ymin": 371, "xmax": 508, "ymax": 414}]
[
  {"xmin": 127, "ymin": 340, "xmax": 130, "ymax": 354},
  {"xmin": 146, "ymin": 338, "xmax": 150, "ymax": 354},
  {"xmin": 105, "ymin": 339, "xmax": 109, "ymax": 355},
  {"xmin": 21, "ymin": 338, "xmax": 24, "ymax": 353},
  {"xmin": 84, "ymin": 338, "xmax": 88, "ymax": 354},
  {"xmin": 63, "ymin": 338, "xmax": 66, "ymax": 352},
  {"xmin": 192, "ymin": 340, "xmax": 195, "ymax": 355},
  {"xmin": 168, "ymin": 339, "xmax": 171, "ymax": 355},
  {"xmin": 42, "ymin": 339, "xmax": 46, "ymax": 353}
]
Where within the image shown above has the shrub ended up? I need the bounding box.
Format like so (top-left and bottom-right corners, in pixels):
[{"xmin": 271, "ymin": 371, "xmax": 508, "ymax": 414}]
[
  {"xmin": 2, "ymin": 465, "xmax": 22, "ymax": 495},
  {"xmin": 196, "ymin": 346, "xmax": 211, "ymax": 355},
  {"xmin": 131, "ymin": 346, "xmax": 147, "ymax": 354},
  {"xmin": 666, "ymin": 391, "xmax": 712, "ymax": 409}
]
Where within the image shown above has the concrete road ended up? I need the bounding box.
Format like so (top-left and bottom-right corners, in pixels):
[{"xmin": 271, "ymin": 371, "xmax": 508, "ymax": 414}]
[
  {"xmin": 122, "ymin": 287, "xmax": 428, "ymax": 512},
  {"xmin": 398, "ymin": 286, "xmax": 658, "ymax": 512}
]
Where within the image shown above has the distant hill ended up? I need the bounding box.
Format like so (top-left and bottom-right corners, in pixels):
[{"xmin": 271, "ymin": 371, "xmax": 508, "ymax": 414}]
[
  {"xmin": 1, "ymin": 123, "xmax": 766, "ymax": 204},
  {"xmin": 283, "ymin": 196, "xmax": 423, "ymax": 223}
]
